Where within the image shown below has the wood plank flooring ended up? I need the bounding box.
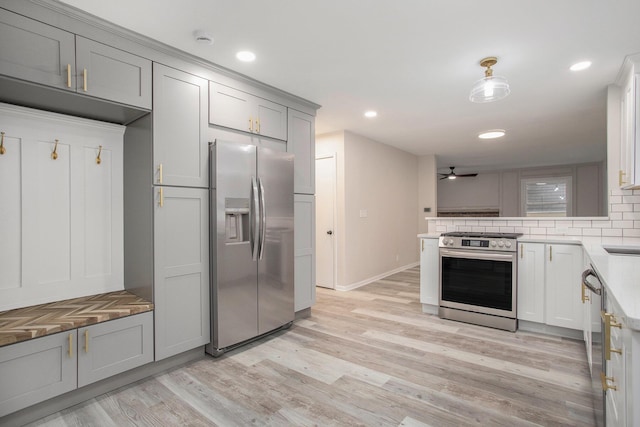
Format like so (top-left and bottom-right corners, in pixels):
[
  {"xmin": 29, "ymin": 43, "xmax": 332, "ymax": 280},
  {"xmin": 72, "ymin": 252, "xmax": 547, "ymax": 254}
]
[{"xmin": 28, "ymin": 267, "xmax": 596, "ymax": 426}]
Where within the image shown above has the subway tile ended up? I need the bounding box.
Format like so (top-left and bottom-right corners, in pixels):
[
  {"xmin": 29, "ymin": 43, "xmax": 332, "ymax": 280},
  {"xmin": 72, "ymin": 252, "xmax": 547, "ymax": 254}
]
[
  {"xmin": 484, "ymin": 226, "xmax": 500, "ymax": 232},
  {"xmin": 546, "ymin": 228, "xmax": 566, "ymax": 235},
  {"xmin": 507, "ymin": 220, "xmax": 523, "ymax": 227},
  {"xmin": 566, "ymin": 228, "xmax": 583, "ymax": 236},
  {"xmin": 572, "ymin": 220, "xmax": 591, "ymax": 228},
  {"xmin": 609, "ymin": 212, "xmax": 623, "ymax": 220},
  {"xmin": 513, "ymin": 227, "xmax": 530, "ymax": 235},
  {"xmin": 458, "ymin": 225, "xmax": 472, "ymax": 232},
  {"xmin": 612, "ymin": 220, "xmax": 634, "ymax": 228},
  {"xmin": 609, "ymin": 195, "xmax": 622, "ymax": 204},
  {"xmin": 611, "ymin": 204, "xmax": 634, "ymax": 212},
  {"xmin": 499, "ymin": 227, "xmax": 515, "ymax": 233},
  {"xmin": 623, "ymin": 212, "xmax": 640, "ymax": 220},
  {"xmin": 538, "ymin": 220, "xmax": 556, "ymax": 228},
  {"xmin": 623, "ymin": 228, "xmax": 640, "ymax": 237},
  {"xmin": 610, "ymin": 188, "xmax": 625, "ymax": 196},
  {"xmin": 635, "ymin": 220, "xmax": 640, "ymax": 228},
  {"xmin": 602, "ymin": 228, "xmax": 623, "ymax": 237},
  {"xmin": 465, "ymin": 220, "xmax": 479, "ymax": 226},
  {"xmin": 492, "ymin": 220, "xmax": 507, "ymax": 226},
  {"xmin": 582, "ymin": 228, "xmax": 602, "ymax": 236},
  {"xmin": 634, "ymin": 203, "xmax": 640, "ymax": 211},
  {"xmin": 471, "ymin": 226, "xmax": 486, "ymax": 232},
  {"xmin": 529, "ymin": 227, "xmax": 547, "ymax": 234},
  {"xmin": 453, "ymin": 220, "xmax": 466, "ymax": 226},
  {"xmin": 522, "ymin": 220, "xmax": 539, "ymax": 227},
  {"xmin": 435, "ymin": 225, "xmax": 447, "ymax": 232},
  {"xmin": 623, "ymin": 195, "xmax": 640, "ymax": 203},
  {"xmin": 591, "ymin": 220, "xmax": 612, "ymax": 228}
]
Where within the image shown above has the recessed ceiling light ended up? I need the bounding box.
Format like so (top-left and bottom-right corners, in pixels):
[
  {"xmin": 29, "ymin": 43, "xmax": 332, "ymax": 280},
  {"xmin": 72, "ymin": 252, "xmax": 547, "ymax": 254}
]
[
  {"xmin": 364, "ymin": 111, "xmax": 377, "ymax": 118},
  {"xmin": 570, "ymin": 61, "xmax": 592, "ymax": 71},
  {"xmin": 478, "ymin": 129, "xmax": 505, "ymax": 139},
  {"xmin": 236, "ymin": 51, "xmax": 256, "ymax": 62}
]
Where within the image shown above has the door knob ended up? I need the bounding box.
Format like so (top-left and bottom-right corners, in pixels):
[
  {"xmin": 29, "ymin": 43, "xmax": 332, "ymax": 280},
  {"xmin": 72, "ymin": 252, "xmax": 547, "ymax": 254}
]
[{"xmin": 327, "ymin": 230, "xmax": 333, "ymax": 235}]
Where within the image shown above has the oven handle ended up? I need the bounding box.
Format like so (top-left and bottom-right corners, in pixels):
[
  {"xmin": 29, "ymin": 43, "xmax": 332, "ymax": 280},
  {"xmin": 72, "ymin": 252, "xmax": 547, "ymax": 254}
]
[{"xmin": 439, "ymin": 248, "xmax": 515, "ymax": 262}]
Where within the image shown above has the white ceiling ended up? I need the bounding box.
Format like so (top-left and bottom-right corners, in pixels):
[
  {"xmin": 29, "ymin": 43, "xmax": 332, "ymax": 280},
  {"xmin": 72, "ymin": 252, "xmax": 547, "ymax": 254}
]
[{"xmin": 58, "ymin": 0, "xmax": 640, "ymax": 173}]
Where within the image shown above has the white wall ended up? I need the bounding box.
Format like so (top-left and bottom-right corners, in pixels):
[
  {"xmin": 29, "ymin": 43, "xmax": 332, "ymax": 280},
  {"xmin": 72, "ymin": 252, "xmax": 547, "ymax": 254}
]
[
  {"xmin": 316, "ymin": 131, "xmax": 419, "ymax": 290},
  {"xmin": 418, "ymin": 155, "xmax": 437, "ymax": 233}
]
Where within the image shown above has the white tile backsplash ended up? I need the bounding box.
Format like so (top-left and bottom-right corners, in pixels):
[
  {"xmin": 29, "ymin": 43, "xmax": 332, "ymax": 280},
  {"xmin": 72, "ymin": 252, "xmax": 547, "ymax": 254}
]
[{"xmin": 427, "ymin": 186, "xmax": 640, "ymax": 236}]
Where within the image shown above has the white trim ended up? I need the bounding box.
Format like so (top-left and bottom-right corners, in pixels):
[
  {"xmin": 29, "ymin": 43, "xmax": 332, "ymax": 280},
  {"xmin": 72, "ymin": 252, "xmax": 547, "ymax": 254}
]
[{"xmin": 335, "ymin": 262, "xmax": 419, "ymax": 292}]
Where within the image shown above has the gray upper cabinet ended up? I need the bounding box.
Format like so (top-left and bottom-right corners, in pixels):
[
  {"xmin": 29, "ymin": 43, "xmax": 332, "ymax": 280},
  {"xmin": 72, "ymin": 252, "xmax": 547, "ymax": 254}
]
[
  {"xmin": 75, "ymin": 37, "xmax": 151, "ymax": 109},
  {"xmin": 209, "ymin": 82, "xmax": 288, "ymax": 141},
  {"xmin": 287, "ymin": 109, "xmax": 315, "ymax": 194},
  {"xmin": 0, "ymin": 8, "xmax": 76, "ymax": 91},
  {"xmin": 0, "ymin": 9, "xmax": 152, "ymax": 111},
  {"xmin": 154, "ymin": 63, "xmax": 209, "ymax": 188}
]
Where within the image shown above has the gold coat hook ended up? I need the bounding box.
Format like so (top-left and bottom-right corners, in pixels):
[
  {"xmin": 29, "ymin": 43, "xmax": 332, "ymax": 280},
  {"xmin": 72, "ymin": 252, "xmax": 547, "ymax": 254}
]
[
  {"xmin": 51, "ymin": 139, "xmax": 59, "ymax": 160},
  {"xmin": 0, "ymin": 132, "xmax": 5, "ymax": 155},
  {"xmin": 96, "ymin": 145, "xmax": 102, "ymax": 164}
]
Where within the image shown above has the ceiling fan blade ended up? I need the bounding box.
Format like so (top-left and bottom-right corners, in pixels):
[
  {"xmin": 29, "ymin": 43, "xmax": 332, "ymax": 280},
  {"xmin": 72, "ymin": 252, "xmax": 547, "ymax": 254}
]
[{"xmin": 457, "ymin": 173, "xmax": 478, "ymax": 177}]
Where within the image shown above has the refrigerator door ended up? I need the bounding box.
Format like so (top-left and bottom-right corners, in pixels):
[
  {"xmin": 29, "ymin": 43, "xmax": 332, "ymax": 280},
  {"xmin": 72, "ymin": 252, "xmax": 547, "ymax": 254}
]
[
  {"xmin": 257, "ymin": 147, "xmax": 295, "ymax": 335},
  {"xmin": 211, "ymin": 141, "xmax": 259, "ymax": 349}
]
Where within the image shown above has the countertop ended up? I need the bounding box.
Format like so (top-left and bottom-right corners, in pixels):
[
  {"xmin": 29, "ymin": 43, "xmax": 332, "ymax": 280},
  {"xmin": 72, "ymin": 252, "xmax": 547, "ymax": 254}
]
[
  {"xmin": 418, "ymin": 232, "xmax": 640, "ymax": 330},
  {"xmin": 0, "ymin": 290, "xmax": 154, "ymax": 347}
]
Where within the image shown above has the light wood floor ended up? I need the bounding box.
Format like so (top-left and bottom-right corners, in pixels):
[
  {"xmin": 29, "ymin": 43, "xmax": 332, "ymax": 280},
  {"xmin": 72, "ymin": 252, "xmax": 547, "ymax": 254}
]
[{"xmin": 29, "ymin": 267, "xmax": 596, "ymax": 426}]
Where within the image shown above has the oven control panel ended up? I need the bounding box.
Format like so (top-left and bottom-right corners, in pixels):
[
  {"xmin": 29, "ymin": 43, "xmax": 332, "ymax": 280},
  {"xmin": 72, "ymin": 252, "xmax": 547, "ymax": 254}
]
[{"xmin": 439, "ymin": 236, "xmax": 517, "ymax": 252}]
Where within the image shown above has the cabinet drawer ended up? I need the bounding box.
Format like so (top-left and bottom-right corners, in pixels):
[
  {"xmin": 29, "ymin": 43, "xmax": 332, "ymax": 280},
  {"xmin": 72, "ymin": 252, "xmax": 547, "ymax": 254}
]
[
  {"xmin": 78, "ymin": 311, "xmax": 153, "ymax": 387},
  {"xmin": 0, "ymin": 332, "xmax": 77, "ymax": 417}
]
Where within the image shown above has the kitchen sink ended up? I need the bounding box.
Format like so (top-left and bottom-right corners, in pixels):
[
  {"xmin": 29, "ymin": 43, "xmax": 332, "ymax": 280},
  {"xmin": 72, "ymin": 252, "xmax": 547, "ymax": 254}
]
[{"xmin": 603, "ymin": 245, "xmax": 640, "ymax": 256}]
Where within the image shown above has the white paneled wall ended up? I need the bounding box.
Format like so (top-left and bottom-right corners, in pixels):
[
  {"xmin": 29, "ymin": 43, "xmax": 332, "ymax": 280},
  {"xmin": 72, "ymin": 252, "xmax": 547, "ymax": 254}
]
[
  {"xmin": 428, "ymin": 188, "xmax": 640, "ymax": 237},
  {"xmin": 0, "ymin": 103, "xmax": 124, "ymax": 310}
]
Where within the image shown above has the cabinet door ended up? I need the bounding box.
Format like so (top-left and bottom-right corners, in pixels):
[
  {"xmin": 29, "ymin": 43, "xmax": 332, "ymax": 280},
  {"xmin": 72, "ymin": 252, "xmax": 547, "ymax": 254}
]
[
  {"xmin": 545, "ymin": 244, "xmax": 583, "ymax": 330},
  {"xmin": 153, "ymin": 64, "xmax": 208, "ymax": 188},
  {"xmin": 154, "ymin": 187, "xmax": 209, "ymax": 360},
  {"xmin": 288, "ymin": 109, "xmax": 315, "ymax": 194},
  {"xmin": 294, "ymin": 194, "xmax": 316, "ymax": 312},
  {"xmin": 75, "ymin": 37, "xmax": 151, "ymax": 109},
  {"xmin": 78, "ymin": 312, "xmax": 153, "ymax": 387},
  {"xmin": 0, "ymin": 9, "xmax": 76, "ymax": 91},
  {"xmin": 0, "ymin": 331, "xmax": 77, "ymax": 417},
  {"xmin": 255, "ymin": 97, "xmax": 287, "ymax": 141},
  {"xmin": 209, "ymin": 82, "xmax": 254, "ymax": 133},
  {"xmin": 517, "ymin": 242, "xmax": 545, "ymax": 323},
  {"xmin": 419, "ymin": 238, "xmax": 439, "ymax": 307},
  {"xmin": 605, "ymin": 297, "xmax": 626, "ymax": 426}
]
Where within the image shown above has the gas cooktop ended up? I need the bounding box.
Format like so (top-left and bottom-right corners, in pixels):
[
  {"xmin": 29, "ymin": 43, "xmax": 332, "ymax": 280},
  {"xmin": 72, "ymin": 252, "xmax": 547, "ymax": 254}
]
[{"xmin": 441, "ymin": 231, "xmax": 523, "ymax": 239}]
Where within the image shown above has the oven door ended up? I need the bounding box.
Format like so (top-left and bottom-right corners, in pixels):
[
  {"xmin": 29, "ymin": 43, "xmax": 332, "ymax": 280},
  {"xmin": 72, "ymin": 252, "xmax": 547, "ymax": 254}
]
[{"xmin": 439, "ymin": 248, "xmax": 517, "ymax": 318}]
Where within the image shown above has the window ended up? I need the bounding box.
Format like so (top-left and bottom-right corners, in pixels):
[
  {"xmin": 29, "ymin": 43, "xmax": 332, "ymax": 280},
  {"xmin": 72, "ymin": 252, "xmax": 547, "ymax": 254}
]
[{"xmin": 520, "ymin": 177, "xmax": 572, "ymax": 217}]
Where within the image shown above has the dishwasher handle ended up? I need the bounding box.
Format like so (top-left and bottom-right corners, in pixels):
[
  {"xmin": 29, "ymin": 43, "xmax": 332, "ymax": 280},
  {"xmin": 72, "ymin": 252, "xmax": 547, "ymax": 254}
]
[{"xmin": 582, "ymin": 268, "xmax": 602, "ymax": 295}]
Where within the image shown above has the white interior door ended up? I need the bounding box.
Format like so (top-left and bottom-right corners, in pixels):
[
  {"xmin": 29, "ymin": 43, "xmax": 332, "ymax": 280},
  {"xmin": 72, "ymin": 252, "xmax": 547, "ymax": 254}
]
[{"xmin": 315, "ymin": 154, "xmax": 336, "ymax": 289}]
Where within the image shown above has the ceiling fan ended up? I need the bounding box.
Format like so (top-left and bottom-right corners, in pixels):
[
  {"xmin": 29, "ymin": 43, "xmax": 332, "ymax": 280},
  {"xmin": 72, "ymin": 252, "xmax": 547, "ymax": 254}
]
[{"xmin": 439, "ymin": 166, "xmax": 478, "ymax": 180}]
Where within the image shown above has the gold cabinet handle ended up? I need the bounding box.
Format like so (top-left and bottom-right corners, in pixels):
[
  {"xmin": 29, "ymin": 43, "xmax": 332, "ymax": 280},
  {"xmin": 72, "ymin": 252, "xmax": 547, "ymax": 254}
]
[
  {"xmin": 157, "ymin": 163, "xmax": 163, "ymax": 184},
  {"xmin": 581, "ymin": 281, "xmax": 590, "ymax": 303},
  {"xmin": 549, "ymin": 245, "xmax": 552, "ymax": 262},
  {"xmin": 83, "ymin": 68, "xmax": 88, "ymax": 92},
  {"xmin": 52, "ymin": 139, "xmax": 59, "ymax": 160},
  {"xmin": 601, "ymin": 371, "xmax": 618, "ymax": 392},
  {"xmin": 249, "ymin": 116, "xmax": 253, "ymax": 132},
  {"xmin": 66, "ymin": 64, "xmax": 71, "ymax": 88},
  {"xmin": 256, "ymin": 118, "xmax": 260, "ymax": 133},
  {"xmin": 159, "ymin": 187, "xmax": 164, "ymax": 207},
  {"xmin": 84, "ymin": 330, "xmax": 89, "ymax": 353},
  {"xmin": 0, "ymin": 131, "xmax": 5, "ymax": 155},
  {"xmin": 601, "ymin": 311, "xmax": 622, "ymax": 360},
  {"xmin": 619, "ymin": 170, "xmax": 628, "ymax": 187},
  {"xmin": 68, "ymin": 333, "xmax": 73, "ymax": 358}
]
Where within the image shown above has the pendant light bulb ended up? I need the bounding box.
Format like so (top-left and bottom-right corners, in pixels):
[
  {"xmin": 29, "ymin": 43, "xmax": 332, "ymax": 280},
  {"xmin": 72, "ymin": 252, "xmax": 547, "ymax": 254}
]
[{"xmin": 470, "ymin": 57, "xmax": 510, "ymax": 103}]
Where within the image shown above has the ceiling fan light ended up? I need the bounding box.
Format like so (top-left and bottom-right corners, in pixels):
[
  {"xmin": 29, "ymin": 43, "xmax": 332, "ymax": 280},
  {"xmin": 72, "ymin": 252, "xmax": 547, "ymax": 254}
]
[
  {"xmin": 469, "ymin": 76, "xmax": 510, "ymax": 103},
  {"xmin": 448, "ymin": 175, "xmax": 456, "ymax": 180},
  {"xmin": 478, "ymin": 129, "xmax": 506, "ymax": 139}
]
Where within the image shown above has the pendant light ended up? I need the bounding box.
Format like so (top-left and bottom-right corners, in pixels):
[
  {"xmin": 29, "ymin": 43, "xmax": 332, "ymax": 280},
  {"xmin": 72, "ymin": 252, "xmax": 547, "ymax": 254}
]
[{"xmin": 469, "ymin": 57, "xmax": 510, "ymax": 103}]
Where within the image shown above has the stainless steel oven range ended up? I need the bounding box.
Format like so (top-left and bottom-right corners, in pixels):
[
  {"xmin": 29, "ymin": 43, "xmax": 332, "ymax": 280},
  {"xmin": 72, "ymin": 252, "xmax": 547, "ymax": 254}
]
[{"xmin": 439, "ymin": 231, "xmax": 522, "ymax": 332}]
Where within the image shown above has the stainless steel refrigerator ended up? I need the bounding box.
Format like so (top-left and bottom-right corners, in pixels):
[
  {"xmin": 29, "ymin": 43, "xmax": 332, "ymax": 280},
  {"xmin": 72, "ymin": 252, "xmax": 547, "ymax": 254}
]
[{"xmin": 206, "ymin": 140, "xmax": 294, "ymax": 356}]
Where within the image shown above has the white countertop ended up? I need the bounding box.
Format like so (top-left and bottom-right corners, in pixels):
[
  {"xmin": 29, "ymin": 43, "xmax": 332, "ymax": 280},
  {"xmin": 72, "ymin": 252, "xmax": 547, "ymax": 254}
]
[{"xmin": 418, "ymin": 232, "xmax": 640, "ymax": 330}]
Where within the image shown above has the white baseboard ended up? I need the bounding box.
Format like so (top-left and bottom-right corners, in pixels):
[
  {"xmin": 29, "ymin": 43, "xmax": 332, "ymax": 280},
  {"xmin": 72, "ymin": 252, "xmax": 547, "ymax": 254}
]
[{"xmin": 335, "ymin": 262, "xmax": 419, "ymax": 291}]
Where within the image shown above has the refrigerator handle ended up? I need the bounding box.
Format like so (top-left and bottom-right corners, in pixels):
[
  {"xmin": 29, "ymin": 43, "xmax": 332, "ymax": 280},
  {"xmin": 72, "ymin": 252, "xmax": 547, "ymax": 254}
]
[
  {"xmin": 251, "ymin": 176, "xmax": 260, "ymax": 261},
  {"xmin": 258, "ymin": 178, "xmax": 267, "ymax": 260}
]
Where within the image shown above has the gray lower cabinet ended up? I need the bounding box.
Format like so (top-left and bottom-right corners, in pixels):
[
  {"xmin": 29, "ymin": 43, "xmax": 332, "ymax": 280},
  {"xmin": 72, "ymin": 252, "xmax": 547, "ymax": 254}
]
[
  {"xmin": 209, "ymin": 81, "xmax": 288, "ymax": 141},
  {"xmin": 0, "ymin": 331, "xmax": 76, "ymax": 417},
  {"xmin": 78, "ymin": 311, "xmax": 154, "ymax": 387},
  {"xmin": 153, "ymin": 186, "xmax": 209, "ymax": 360},
  {"xmin": 288, "ymin": 109, "xmax": 315, "ymax": 195},
  {"xmin": 0, "ymin": 312, "xmax": 153, "ymax": 417},
  {"xmin": 0, "ymin": 9, "xmax": 151, "ymax": 110},
  {"xmin": 153, "ymin": 63, "xmax": 209, "ymax": 188},
  {"xmin": 75, "ymin": 37, "xmax": 152, "ymax": 109},
  {"xmin": 0, "ymin": 8, "xmax": 76, "ymax": 91}
]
